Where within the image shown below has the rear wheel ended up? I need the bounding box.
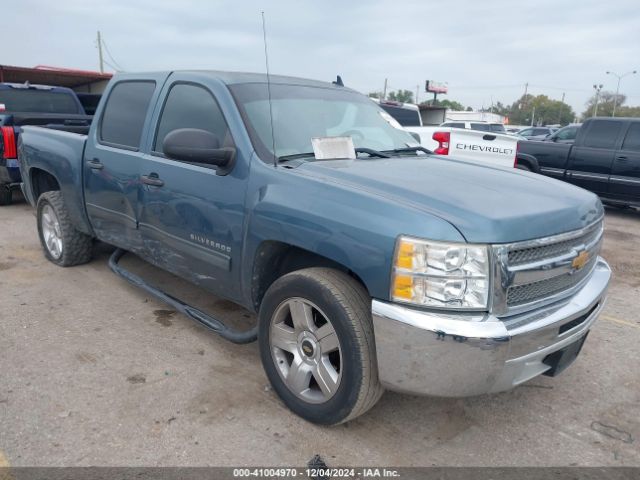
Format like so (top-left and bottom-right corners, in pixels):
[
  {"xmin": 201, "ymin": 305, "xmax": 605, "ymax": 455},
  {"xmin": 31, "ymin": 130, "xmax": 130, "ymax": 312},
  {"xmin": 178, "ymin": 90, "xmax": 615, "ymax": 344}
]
[
  {"xmin": 258, "ymin": 268, "xmax": 383, "ymax": 424},
  {"xmin": 37, "ymin": 191, "xmax": 93, "ymax": 266},
  {"xmin": 0, "ymin": 185, "xmax": 11, "ymax": 206}
]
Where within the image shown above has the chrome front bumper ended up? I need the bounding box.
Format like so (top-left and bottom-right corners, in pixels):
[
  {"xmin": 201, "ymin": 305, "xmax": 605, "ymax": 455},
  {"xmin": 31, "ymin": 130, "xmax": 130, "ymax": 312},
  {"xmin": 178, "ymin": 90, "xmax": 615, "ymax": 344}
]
[{"xmin": 372, "ymin": 257, "xmax": 611, "ymax": 397}]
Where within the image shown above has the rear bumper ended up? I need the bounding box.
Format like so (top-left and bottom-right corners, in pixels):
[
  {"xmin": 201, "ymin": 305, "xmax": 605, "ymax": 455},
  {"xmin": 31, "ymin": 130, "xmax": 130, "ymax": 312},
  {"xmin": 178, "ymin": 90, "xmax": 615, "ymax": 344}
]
[{"xmin": 372, "ymin": 257, "xmax": 611, "ymax": 397}]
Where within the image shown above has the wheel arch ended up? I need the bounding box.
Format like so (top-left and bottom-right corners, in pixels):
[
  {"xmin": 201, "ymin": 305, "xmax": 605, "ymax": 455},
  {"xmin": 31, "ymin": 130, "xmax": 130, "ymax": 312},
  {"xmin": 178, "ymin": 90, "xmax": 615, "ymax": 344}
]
[
  {"xmin": 515, "ymin": 152, "xmax": 540, "ymax": 173},
  {"xmin": 250, "ymin": 240, "xmax": 369, "ymax": 312},
  {"xmin": 30, "ymin": 167, "xmax": 61, "ymax": 200}
]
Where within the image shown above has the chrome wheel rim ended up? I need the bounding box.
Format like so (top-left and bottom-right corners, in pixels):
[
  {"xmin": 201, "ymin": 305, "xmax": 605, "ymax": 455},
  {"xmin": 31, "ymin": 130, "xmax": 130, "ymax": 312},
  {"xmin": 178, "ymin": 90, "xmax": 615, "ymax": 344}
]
[
  {"xmin": 41, "ymin": 204, "xmax": 63, "ymax": 260},
  {"xmin": 270, "ymin": 298, "xmax": 342, "ymax": 404}
]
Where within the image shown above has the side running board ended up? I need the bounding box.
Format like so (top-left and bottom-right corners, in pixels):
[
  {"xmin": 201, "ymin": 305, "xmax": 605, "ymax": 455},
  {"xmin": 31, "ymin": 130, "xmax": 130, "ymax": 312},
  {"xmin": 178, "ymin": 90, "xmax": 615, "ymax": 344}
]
[{"xmin": 108, "ymin": 248, "xmax": 258, "ymax": 344}]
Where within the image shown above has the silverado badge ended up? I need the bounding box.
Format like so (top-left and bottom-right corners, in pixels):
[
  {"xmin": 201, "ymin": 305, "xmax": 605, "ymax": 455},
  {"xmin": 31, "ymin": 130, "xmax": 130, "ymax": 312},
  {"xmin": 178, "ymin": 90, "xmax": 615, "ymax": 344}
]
[{"xmin": 572, "ymin": 250, "xmax": 590, "ymax": 270}]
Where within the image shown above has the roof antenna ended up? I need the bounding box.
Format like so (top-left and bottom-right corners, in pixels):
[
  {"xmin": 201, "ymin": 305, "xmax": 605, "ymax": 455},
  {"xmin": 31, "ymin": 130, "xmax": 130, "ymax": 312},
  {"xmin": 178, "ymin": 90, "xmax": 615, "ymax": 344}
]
[
  {"xmin": 333, "ymin": 75, "xmax": 344, "ymax": 87},
  {"xmin": 261, "ymin": 11, "xmax": 277, "ymax": 167}
]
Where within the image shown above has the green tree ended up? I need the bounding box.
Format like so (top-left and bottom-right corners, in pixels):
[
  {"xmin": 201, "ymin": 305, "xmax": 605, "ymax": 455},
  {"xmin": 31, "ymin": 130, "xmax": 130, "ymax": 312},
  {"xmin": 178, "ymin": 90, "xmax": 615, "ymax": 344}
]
[
  {"xmin": 368, "ymin": 91, "xmax": 383, "ymax": 99},
  {"xmin": 582, "ymin": 91, "xmax": 626, "ymax": 118},
  {"xmin": 436, "ymin": 99, "xmax": 466, "ymax": 110},
  {"xmin": 616, "ymin": 105, "xmax": 640, "ymax": 117},
  {"xmin": 387, "ymin": 89, "xmax": 414, "ymax": 103},
  {"xmin": 505, "ymin": 94, "xmax": 575, "ymax": 125}
]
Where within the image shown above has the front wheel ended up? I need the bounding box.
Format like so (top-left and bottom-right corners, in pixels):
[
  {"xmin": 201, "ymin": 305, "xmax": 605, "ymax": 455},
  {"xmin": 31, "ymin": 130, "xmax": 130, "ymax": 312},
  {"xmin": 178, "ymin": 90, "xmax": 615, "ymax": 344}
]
[
  {"xmin": 36, "ymin": 191, "xmax": 93, "ymax": 266},
  {"xmin": 258, "ymin": 268, "xmax": 383, "ymax": 425}
]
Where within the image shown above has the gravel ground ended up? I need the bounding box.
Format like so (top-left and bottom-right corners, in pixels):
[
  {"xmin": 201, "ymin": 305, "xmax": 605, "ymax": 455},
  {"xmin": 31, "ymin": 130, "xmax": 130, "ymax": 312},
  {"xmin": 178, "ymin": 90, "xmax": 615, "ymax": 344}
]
[{"xmin": 1, "ymin": 196, "xmax": 639, "ymax": 467}]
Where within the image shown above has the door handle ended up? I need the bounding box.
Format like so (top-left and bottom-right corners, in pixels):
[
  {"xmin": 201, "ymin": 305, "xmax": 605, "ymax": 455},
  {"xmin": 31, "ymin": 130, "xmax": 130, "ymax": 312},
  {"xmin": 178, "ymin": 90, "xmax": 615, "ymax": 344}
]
[
  {"xmin": 86, "ymin": 158, "xmax": 104, "ymax": 170},
  {"xmin": 141, "ymin": 174, "xmax": 164, "ymax": 187},
  {"xmin": 616, "ymin": 155, "xmax": 628, "ymax": 161}
]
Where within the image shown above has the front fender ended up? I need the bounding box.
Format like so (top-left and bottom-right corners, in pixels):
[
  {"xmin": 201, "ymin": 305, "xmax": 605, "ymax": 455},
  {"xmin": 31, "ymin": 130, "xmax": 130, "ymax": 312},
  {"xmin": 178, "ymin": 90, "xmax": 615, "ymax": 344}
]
[{"xmin": 240, "ymin": 161, "xmax": 466, "ymax": 304}]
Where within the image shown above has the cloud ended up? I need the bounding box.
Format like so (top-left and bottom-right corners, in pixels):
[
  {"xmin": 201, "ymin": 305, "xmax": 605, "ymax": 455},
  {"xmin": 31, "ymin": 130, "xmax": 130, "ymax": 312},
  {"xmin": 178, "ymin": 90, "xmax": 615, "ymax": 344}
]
[{"xmin": 3, "ymin": 0, "xmax": 639, "ymax": 112}]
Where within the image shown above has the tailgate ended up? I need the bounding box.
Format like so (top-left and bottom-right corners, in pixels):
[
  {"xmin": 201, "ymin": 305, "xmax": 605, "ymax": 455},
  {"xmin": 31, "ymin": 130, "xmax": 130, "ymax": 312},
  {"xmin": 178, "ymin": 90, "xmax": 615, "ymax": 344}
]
[
  {"xmin": 446, "ymin": 129, "xmax": 517, "ymax": 168},
  {"xmin": 406, "ymin": 126, "xmax": 517, "ymax": 168}
]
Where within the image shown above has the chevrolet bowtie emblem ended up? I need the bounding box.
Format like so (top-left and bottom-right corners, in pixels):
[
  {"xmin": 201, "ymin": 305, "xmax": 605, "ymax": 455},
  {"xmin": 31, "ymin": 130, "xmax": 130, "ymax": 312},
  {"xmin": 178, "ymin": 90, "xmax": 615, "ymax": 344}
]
[{"xmin": 572, "ymin": 250, "xmax": 590, "ymax": 270}]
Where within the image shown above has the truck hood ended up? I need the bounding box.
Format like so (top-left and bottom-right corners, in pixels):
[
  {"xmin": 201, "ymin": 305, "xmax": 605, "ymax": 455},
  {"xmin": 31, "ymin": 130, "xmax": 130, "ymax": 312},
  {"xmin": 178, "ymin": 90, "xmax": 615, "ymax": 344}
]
[{"xmin": 295, "ymin": 156, "xmax": 603, "ymax": 243}]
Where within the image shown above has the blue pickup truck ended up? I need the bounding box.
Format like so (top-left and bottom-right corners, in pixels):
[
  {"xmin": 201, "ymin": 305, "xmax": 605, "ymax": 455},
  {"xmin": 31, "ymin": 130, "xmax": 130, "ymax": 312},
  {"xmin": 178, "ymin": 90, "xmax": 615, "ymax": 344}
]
[
  {"xmin": 18, "ymin": 71, "xmax": 611, "ymax": 424},
  {"xmin": 0, "ymin": 82, "xmax": 92, "ymax": 205}
]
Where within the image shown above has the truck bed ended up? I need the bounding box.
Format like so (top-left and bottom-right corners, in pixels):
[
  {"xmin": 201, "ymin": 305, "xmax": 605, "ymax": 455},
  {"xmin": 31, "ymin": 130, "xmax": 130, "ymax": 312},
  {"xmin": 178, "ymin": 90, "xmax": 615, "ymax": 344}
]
[{"xmin": 18, "ymin": 126, "xmax": 93, "ymax": 235}]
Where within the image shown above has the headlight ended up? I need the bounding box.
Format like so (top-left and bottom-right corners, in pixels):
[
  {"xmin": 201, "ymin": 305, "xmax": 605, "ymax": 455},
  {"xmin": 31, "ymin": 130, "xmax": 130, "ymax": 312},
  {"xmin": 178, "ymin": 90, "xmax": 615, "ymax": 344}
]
[{"xmin": 391, "ymin": 236, "xmax": 490, "ymax": 310}]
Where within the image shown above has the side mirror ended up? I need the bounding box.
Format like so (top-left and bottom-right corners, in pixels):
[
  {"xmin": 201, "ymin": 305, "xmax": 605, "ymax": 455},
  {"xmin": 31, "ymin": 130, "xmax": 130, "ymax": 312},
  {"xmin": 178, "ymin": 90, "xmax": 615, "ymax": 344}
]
[
  {"xmin": 163, "ymin": 128, "xmax": 235, "ymax": 174},
  {"xmin": 409, "ymin": 131, "xmax": 421, "ymax": 143}
]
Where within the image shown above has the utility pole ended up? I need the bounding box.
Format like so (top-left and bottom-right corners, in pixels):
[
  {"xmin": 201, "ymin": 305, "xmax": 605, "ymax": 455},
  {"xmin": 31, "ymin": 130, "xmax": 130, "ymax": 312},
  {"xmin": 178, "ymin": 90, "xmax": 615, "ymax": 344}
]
[
  {"xmin": 415, "ymin": 85, "xmax": 420, "ymax": 105},
  {"xmin": 382, "ymin": 78, "xmax": 388, "ymax": 101},
  {"xmin": 593, "ymin": 84, "xmax": 603, "ymax": 117},
  {"xmin": 531, "ymin": 106, "xmax": 535, "ymax": 126},
  {"xmin": 522, "ymin": 82, "xmax": 530, "ymax": 123},
  {"xmin": 606, "ymin": 70, "xmax": 637, "ymax": 117},
  {"xmin": 97, "ymin": 31, "xmax": 104, "ymax": 73}
]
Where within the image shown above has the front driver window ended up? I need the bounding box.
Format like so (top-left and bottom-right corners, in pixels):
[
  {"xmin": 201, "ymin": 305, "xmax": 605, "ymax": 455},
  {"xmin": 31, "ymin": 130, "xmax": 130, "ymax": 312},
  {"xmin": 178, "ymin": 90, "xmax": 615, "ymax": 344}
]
[{"xmin": 154, "ymin": 83, "xmax": 233, "ymax": 154}]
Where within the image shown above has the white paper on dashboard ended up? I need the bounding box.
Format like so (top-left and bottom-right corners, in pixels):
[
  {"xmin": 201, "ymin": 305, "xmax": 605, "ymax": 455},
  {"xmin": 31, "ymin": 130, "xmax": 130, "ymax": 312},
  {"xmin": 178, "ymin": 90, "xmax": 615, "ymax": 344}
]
[{"xmin": 311, "ymin": 136, "xmax": 356, "ymax": 160}]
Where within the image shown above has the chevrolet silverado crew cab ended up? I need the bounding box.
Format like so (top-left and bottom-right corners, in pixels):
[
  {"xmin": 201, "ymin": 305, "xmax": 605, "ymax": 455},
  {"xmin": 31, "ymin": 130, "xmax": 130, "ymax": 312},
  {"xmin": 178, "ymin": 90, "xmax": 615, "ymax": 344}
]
[
  {"xmin": 518, "ymin": 117, "xmax": 640, "ymax": 207},
  {"xmin": 18, "ymin": 71, "xmax": 611, "ymax": 425},
  {"xmin": 0, "ymin": 82, "xmax": 92, "ymax": 205}
]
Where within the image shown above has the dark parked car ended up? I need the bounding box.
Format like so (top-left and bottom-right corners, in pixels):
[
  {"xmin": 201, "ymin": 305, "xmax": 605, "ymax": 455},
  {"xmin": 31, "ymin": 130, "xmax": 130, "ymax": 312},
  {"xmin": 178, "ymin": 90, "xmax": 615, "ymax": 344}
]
[
  {"xmin": 518, "ymin": 126, "xmax": 558, "ymax": 141},
  {"xmin": 517, "ymin": 117, "xmax": 640, "ymax": 207},
  {"xmin": 0, "ymin": 82, "xmax": 91, "ymax": 204}
]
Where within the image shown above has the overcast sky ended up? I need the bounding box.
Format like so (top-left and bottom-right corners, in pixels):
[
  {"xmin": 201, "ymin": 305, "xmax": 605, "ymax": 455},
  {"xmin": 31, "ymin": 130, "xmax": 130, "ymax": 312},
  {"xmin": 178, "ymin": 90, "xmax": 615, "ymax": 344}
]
[{"xmin": 4, "ymin": 0, "xmax": 639, "ymax": 113}]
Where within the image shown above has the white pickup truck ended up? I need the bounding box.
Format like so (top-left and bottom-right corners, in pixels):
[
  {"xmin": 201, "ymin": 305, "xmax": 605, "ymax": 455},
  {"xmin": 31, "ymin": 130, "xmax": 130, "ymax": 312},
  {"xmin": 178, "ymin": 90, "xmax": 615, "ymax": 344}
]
[{"xmin": 376, "ymin": 100, "xmax": 518, "ymax": 168}]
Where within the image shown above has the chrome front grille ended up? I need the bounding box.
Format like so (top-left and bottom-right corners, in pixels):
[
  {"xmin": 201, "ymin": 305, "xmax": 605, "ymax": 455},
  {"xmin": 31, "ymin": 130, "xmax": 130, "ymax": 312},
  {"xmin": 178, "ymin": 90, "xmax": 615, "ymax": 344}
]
[
  {"xmin": 507, "ymin": 255, "xmax": 598, "ymax": 306},
  {"xmin": 492, "ymin": 219, "xmax": 604, "ymax": 315},
  {"xmin": 508, "ymin": 224, "xmax": 602, "ymax": 266}
]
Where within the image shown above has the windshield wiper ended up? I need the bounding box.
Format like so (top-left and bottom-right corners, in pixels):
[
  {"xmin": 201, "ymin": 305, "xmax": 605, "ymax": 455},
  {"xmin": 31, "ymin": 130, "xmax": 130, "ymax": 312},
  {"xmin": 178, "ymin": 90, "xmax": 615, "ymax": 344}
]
[
  {"xmin": 354, "ymin": 147, "xmax": 390, "ymax": 158},
  {"xmin": 385, "ymin": 146, "xmax": 433, "ymax": 155},
  {"xmin": 278, "ymin": 148, "xmax": 391, "ymax": 162},
  {"xmin": 277, "ymin": 152, "xmax": 316, "ymax": 162}
]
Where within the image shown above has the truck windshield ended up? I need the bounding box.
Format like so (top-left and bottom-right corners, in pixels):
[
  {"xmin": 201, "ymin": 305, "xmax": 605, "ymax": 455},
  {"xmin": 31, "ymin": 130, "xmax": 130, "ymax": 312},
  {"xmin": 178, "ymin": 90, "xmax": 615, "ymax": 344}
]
[
  {"xmin": 0, "ymin": 88, "xmax": 81, "ymax": 114},
  {"xmin": 230, "ymin": 84, "xmax": 417, "ymax": 161}
]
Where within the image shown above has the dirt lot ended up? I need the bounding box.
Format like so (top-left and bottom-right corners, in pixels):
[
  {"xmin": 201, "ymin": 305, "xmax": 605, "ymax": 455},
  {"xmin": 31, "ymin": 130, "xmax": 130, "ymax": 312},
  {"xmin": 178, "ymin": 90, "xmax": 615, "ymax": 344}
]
[{"xmin": 1, "ymin": 196, "xmax": 639, "ymax": 467}]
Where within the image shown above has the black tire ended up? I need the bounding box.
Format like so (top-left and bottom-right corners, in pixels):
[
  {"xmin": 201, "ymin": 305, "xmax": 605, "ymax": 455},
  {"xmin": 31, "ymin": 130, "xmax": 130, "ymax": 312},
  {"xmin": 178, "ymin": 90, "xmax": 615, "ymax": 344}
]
[
  {"xmin": 516, "ymin": 164, "xmax": 531, "ymax": 172},
  {"xmin": 0, "ymin": 185, "xmax": 11, "ymax": 206},
  {"xmin": 36, "ymin": 191, "xmax": 93, "ymax": 266},
  {"xmin": 258, "ymin": 267, "xmax": 383, "ymax": 425}
]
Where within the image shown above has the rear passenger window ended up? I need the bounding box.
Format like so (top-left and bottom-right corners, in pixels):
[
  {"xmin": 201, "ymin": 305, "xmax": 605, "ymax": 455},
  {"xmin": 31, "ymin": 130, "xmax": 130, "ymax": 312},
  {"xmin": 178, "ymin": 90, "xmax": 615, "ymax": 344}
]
[
  {"xmin": 470, "ymin": 123, "xmax": 491, "ymax": 132},
  {"xmin": 621, "ymin": 123, "xmax": 640, "ymax": 152},
  {"xmin": 100, "ymin": 81, "xmax": 155, "ymax": 149},
  {"xmin": 584, "ymin": 120, "xmax": 623, "ymax": 149},
  {"xmin": 154, "ymin": 83, "xmax": 232, "ymax": 153}
]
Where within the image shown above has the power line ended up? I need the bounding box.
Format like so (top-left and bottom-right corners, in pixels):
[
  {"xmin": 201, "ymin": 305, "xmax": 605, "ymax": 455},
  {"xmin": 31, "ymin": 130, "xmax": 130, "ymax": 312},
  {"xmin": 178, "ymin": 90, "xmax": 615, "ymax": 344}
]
[
  {"xmin": 102, "ymin": 59, "xmax": 120, "ymax": 71},
  {"xmin": 101, "ymin": 36, "xmax": 124, "ymax": 71}
]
